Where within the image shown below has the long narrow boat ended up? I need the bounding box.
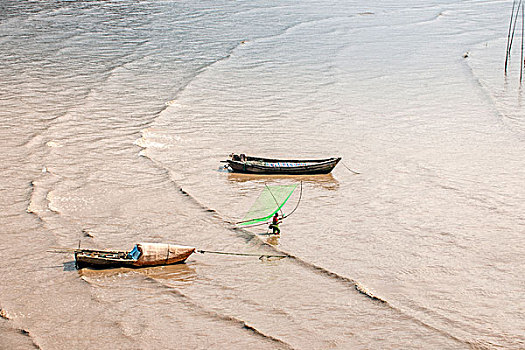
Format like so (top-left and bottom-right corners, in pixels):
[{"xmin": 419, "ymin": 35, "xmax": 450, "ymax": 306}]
[
  {"xmin": 74, "ymin": 243, "xmax": 195, "ymax": 269},
  {"xmin": 225, "ymin": 154, "xmax": 341, "ymax": 175}
]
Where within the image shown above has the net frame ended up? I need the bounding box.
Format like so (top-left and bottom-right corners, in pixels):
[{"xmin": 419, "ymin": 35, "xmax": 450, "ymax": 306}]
[{"xmin": 238, "ymin": 184, "xmax": 297, "ymax": 226}]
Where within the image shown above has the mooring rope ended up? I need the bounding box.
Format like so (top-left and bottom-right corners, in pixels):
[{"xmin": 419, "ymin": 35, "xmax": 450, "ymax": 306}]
[
  {"xmin": 197, "ymin": 249, "xmax": 286, "ymax": 259},
  {"xmin": 342, "ymin": 162, "xmax": 360, "ymax": 175}
]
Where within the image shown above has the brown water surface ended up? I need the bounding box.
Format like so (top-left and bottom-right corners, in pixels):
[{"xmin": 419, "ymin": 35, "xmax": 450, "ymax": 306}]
[{"xmin": 1, "ymin": 0, "xmax": 524, "ymax": 349}]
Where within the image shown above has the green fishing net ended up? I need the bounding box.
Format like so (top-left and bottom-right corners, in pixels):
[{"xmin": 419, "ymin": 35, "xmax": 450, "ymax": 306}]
[{"xmin": 239, "ymin": 184, "xmax": 297, "ymax": 225}]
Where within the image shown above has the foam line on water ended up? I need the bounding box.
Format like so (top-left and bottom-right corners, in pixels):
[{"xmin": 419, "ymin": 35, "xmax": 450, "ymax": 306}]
[
  {"xmin": 139, "ymin": 151, "xmax": 468, "ymax": 347},
  {"xmin": 82, "ymin": 273, "xmax": 295, "ymax": 350},
  {"xmin": 0, "ymin": 307, "xmax": 41, "ymax": 349},
  {"xmin": 151, "ymin": 278, "xmax": 296, "ymax": 350}
]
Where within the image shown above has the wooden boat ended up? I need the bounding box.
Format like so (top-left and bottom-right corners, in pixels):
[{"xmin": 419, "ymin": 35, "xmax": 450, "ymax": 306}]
[
  {"xmin": 225, "ymin": 154, "xmax": 341, "ymax": 175},
  {"xmin": 74, "ymin": 243, "xmax": 195, "ymax": 269}
]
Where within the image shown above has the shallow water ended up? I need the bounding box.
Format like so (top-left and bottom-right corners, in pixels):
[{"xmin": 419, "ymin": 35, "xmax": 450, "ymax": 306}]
[{"xmin": 0, "ymin": 0, "xmax": 524, "ymax": 349}]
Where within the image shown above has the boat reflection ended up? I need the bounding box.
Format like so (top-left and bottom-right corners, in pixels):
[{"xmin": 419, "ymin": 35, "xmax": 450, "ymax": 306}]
[
  {"xmin": 78, "ymin": 262, "xmax": 197, "ymax": 285},
  {"xmin": 226, "ymin": 173, "xmax": 340, "ymax": 190}
]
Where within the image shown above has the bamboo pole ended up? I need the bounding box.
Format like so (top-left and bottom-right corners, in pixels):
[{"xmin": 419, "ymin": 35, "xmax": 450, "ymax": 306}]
[
  {"xmin": 509, "ymin": 0, "xmax": 523, "ymax": 69},
  {"xmin": 522, "ymin": 3, "xmax": 524, "ymax": 83},
  {"xmin": 265, "ymin": 182, "xmax": 284, "ymax": 217},
  {"xmin": 520, "ymin": 3, "xmax": 524, "ymax": 86},
  {"xmin": 506, "ymin": 0, "xmax": 517, "ymax": 74}
]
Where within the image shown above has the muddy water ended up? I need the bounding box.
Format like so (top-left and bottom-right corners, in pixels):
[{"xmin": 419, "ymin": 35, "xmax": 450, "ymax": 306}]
[{"xmin": 0, "ymin": 0, "xmax": 523, "ymax": 349}]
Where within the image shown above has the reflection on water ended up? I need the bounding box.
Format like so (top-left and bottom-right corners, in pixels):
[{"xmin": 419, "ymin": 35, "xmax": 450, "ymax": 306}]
[
  {"xmin": 265, "ymin": 235, "xmax": 280, "ymax": 246},
  {"xmin": 79, "ymin": 263, "xmax": 197, "ymax": 285},
  {"xmin": 216, "ymin": 165, "xmax": 230, "ymax": 173},
  {"xmin": 227, "ymin": 172, "xmax": 340, "ymax": 190},
  {"xmin": 143, "ymin": 262, "xmax": 197, "ymax": 284},
  {"xmin": 63, "ymin": 261, "xmax": 77, "ymax": 272}
]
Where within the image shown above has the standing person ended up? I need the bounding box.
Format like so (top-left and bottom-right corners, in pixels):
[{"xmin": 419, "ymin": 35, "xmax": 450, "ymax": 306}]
[{"xmin": 269, "ymin": 212, "xmax": 281, "ymax": 235}]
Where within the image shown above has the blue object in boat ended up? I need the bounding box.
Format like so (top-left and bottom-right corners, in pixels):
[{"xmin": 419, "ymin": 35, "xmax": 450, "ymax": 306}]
[{"xmin": 128, "ymin": 245, "xmax": 141, "ymax": 260}]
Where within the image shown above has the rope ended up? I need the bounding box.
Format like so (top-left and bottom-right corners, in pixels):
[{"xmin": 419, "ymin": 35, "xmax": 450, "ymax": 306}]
[
  {"xmin": 342, "ymin": 162, "xmax": 360, "ymax": 175},
  {"xmin": 197, "ymin": 249, "xmax": 286, "ymax": 259},
  {"xmin": 48, "ymin": 247, "xmax": 79, "ymax": 253}
]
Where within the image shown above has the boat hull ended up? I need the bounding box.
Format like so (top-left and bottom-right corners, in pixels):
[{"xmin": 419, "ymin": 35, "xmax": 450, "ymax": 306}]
[
  {"xmin": 226, "ymin": 155, "xmax": 341, "ymax": 175},
  {"xmin": 75, "ymin": 245, "xmax": 195, "ymax": 269}
]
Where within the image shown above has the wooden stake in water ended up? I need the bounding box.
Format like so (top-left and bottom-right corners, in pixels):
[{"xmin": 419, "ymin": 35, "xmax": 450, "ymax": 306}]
[
  {"xmin": 506, "ymin": 0, "xmax": 517, "ymax": 75},
  {"xmin": 509, "ymin": 0, "xmax": 523, "ymax": 71},
  {"xmin": 521, "ymin": 2, "xmax": 524, "ymax": 83}
]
